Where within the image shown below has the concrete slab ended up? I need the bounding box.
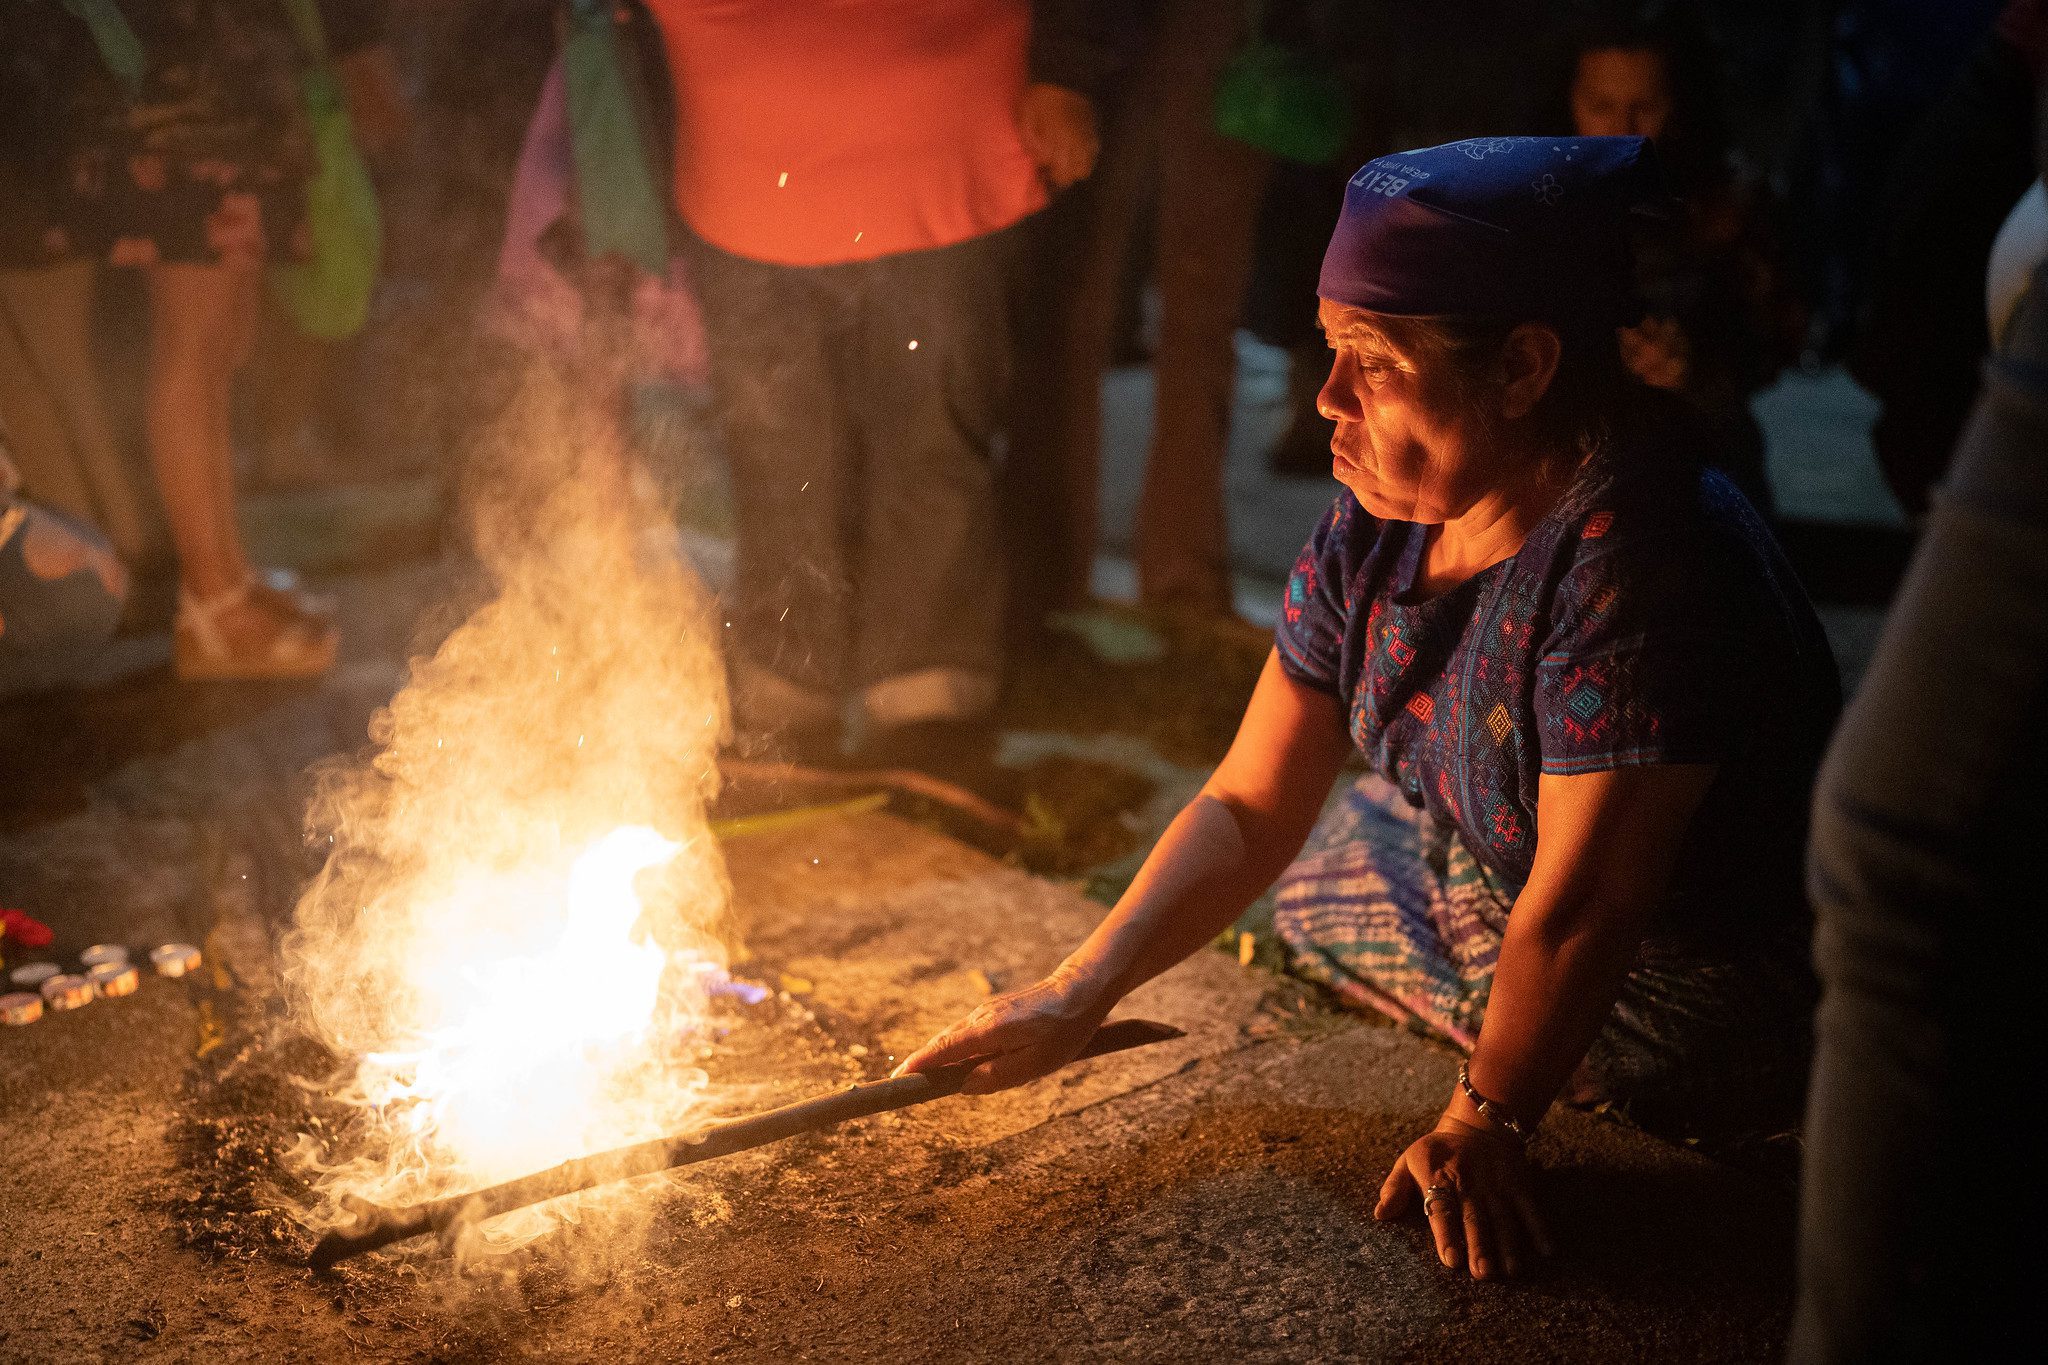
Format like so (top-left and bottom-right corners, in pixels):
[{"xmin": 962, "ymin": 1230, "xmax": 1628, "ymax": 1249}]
[{"xmin": 2, "ymin": 795, "xmax": 1791, "ymax": 1362}]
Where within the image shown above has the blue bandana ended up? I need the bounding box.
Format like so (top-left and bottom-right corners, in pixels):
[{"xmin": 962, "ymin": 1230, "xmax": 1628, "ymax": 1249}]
[{"xmin": 1317, "ymin": 136, "xmax": 1665, "ymax": 328}]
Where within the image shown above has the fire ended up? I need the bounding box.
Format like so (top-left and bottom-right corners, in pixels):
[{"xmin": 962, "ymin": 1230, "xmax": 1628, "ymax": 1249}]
[
  {"xmin": 283, "ymin": 366, "xmax": 733, "ymax": 1263},
  {"xmin": 355, "ymin": 826, "xmax": 693, "ymax": 1188}
]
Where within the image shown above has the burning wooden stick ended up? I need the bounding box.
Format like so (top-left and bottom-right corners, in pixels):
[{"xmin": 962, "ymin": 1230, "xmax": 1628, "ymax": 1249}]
[{"xmin": 308, "ymin": 1017, "xmax": 1182, "ymax": 1271}]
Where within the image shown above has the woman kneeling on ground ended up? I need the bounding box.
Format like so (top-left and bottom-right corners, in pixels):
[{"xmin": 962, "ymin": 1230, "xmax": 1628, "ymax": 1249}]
[{"xmin": 899, "ymin": 137, "xmax": 1838, "ymax": 1281}]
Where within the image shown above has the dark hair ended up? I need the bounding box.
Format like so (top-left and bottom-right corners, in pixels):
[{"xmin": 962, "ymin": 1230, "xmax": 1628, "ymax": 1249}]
[
  {"xmin": 1324, "ymin": 305, "xmax": 1631, "ymax": 471},
  {"xmin": 1546, "ymin": 1, "xmax": 1728, "ymax": 194}
]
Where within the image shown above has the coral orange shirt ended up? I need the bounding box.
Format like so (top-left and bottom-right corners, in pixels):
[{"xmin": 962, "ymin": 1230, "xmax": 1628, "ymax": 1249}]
[{"xmin": 645, "ymin": 0, "xmax": 1049, "ymax": 267}]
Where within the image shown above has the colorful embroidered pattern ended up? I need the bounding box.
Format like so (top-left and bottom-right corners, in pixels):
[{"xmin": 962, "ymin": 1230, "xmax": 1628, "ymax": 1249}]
[{"xmin": 1485, "ymin": 702, "xmax": 1514, "ymax": 744}]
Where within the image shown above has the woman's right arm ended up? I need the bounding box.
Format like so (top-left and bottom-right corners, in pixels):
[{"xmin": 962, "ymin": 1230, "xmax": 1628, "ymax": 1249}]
[{"xmin": 895, "ymin": 649, "xmax": 1353, "ymax": 1092}]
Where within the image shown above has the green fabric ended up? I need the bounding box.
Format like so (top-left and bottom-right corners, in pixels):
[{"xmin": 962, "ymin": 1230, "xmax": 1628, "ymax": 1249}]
[
  {"xmin": 269, "ymin": 0, "xmax": 383, "ymax": 339},
  {"xmin": 60, "ymin": 0, "xmax": 145, "ymax": 95},
  {"xmin": 1212, "ymin": 41, "xmax": 1353, "ymax": 166},
  {"xmin": 563, "ymin": 0, "xmax": 669, "ymax": 275}
]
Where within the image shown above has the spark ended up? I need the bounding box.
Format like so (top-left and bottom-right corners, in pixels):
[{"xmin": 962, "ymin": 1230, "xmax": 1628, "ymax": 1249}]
[
  {"xmin": 799, "ymin": 480, "xmax": 810, "ymax": 492},
  {"xmin": 777, "ymin": 171, "xmax": 788, "ymax": 188},
  {"xmin": 577, "ymin": 735, "xmax": 585, "ymax": 748},
  {"xmin": 854, "ymin": 231, "xmax": 862, "ymax": 243},
  {"xmin": 779, "ymin": 607, "xmax": 790, "ymax": 622},
  {"xmin": 907, "ymin": 340, "xmax": 918, "ymax": 350}
]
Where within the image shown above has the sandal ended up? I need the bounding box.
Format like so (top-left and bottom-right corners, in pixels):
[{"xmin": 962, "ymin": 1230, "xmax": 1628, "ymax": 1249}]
[
  {"xmin": 254, "ymin": 565, "xmax": 338, "ymax": 621},
  {"xmin": 173, "ymin": 579, "xmax": 338, "ymax": 681}
]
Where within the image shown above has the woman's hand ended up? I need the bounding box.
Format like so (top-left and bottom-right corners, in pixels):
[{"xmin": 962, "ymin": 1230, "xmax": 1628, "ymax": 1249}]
[
  {"xmin": 1618, "ymin": 315, "xmax": 1691, "ymax": 391},
  {"xmin": 1016, "ymin": 83, "xmax": 1100, "ymax": 190},
  {"xmin": 892, "ymin": 967, "xmax": 1112, "ymax": 1094},
  {"xmin": 1375, "ymin": 1116, "xmax": 1554, "ymax": 1281}
]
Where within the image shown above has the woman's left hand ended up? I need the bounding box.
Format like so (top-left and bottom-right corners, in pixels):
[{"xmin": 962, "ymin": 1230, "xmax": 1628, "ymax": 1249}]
[
  {"xmin": 1375, "ymin": 1116, "xmax": 1553, "ymax": 1280},
  {"xmin": 1016, "ymin": 83, "xmax": 1100, "ymax": 189}
]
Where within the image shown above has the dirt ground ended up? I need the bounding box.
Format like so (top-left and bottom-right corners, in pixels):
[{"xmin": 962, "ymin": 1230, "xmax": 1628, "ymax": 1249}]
[{"xmin": 0, "ymin": 566, "xmax": 1795, "ymax": 1363}]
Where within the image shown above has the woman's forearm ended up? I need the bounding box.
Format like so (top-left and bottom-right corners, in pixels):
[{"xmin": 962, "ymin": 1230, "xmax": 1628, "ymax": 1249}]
[
  {"xmin": 1053, "ymin": 653, "xmax": 1354, "ymax": 1010},
  {"xmin": 1464, "ymin": 898, "xmax": 1650, "ymax": 1126},
  {"xmin": 1458, "ymin": 765, "xmax": 1716, "ymax": 1131},
  {"xmin": 1059, "ymin": 791, "xmax": 1310, "ymax": 1006}
]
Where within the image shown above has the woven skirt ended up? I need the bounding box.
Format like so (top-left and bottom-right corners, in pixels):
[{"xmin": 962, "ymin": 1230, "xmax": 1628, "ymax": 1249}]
[{"xmin": 1274, "ymin": 774, "xmax": 1814, "ymax": 1142}]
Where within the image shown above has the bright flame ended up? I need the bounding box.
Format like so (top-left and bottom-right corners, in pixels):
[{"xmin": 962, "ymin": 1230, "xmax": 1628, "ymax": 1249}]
[
  {"xmin": 283, "ymin": 364, "xmax": 733, "ymax": 1265},
  {"xmin": 355, "ymin": 826, "xmax": 687, "ymax": 1185}
]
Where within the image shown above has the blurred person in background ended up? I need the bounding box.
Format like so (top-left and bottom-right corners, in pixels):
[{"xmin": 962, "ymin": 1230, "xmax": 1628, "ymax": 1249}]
[
  {"xmin": 488, "ymin": 0, "xmax": 706, "ymax": 464},
  {"xmin": 1848, "ymin": 0, "xmax": 2044, "ymax": 518},
  {"xmin": 1789, "ymin": 101, "xmax": 2048, "ymax": 1365},
  {"xmin": 1789, "ymin": 0, "xmax": 2008, "ymax": 365},
  {"xmin": 0, "ymin": 6, "xmax": 165, "ymax": 576},
  {"xmin": 1011, "ymin": 0, "xmax": 1275, "ymax": 624},
  {"xmin": 1550, "ymin": 0, "xmax": 1804, "ymax": 515},
  {"xmin": 244, "ymin": 0, "xmax": 411, "ymax": 493},
  {"xmin": 642, "ymin": 0, "xmax": 1109, "ymax": 773},
  {"xmin": 370, "ymin": 0, "xmax": 558, "ymax": 498},
  {"xmin": 1, "ymin": 419, "xmax": 128, "ymax": 699},
  {"xmin": 49, "ymin": 0, "xmax": 337, "ymax": 679}
]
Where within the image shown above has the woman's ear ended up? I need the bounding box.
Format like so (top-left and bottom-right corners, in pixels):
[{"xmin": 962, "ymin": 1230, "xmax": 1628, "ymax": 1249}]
[{"xmin": 1499, "ymin": 323, "xmax": 1563, "ymax": 420}]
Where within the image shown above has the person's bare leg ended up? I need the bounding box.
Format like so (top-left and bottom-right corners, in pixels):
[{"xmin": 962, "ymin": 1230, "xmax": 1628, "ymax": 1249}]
[
  {"xmin": 0, "ymin": 261, "xmax": 160, "ymax": 562},
  {"xmin": 209, "ymin": 268, "xmax": 261, "ymax": 575},
  {"xmin": 145, "ymin": 256, "xmax": 343, "ymax": 663},
  {"xmin": 147, "ymin": 260, "xmax": 252, "ymax": 601},
  {"xmin": 148, "ymin": 260, "xmax": 335, "ymax": 674},
  {"xmin": 1135, "ymin": 0, "xmax": 1271, "ymax": 614}
]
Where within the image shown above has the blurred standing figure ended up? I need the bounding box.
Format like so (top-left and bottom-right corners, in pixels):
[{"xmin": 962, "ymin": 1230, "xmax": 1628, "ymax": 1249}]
[
  {"xmin": 643, "ymin": 0, "xmax": 1106, "ymax": 767},
  {"xmin": 1791, "ymin": 117, "xmax": 2048, "ymax": 1365},
  {"xmin": 1023, "ymin": 0, "xmax": 1273, "ymax": 619},
  {"xmin": 53, "ymin": 0, "xmax": 337, "ymax": 678},
  {"xmin": 1555, "ymin": 2, "xmax": 1803, "ymax": 515},
  {"xmin": 1848, "ymin": 0, "xmax": 2044, "ymax": 518},
  {"xmin": 246, "ymin": 0, "xmax": 411, "ymax": 491},
  {"xmin": 0, "ymin": 7, "xmax": 162, "ymax": 569}
]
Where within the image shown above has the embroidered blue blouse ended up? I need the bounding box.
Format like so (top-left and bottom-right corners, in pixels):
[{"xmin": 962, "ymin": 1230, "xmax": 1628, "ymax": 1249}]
[{"xmin": 1276, "ymin": 398, "xmax": 1840, "ymax": 941}]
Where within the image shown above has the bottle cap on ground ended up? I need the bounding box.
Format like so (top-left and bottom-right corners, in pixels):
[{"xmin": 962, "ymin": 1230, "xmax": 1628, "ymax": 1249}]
[
  {"xmin": 87, "ymin": 962, "xmax": 140, "ymax": 998},
  {"xmin": 40, "ymin": 973, "xmax": 94, "ymax": 1010},
  {"xmin": 80, "ymin": 944, "xmax": 129, "ymax": 968},
  {"xmin": 149, "ymin": 943, "xmax": 203, "ymax": 978},
  {"xmin": 9, "ymin": 961, "xmax": 61, "ymax": 988},
  {"xmin": 0, "ymin": 991, "xmax": 44, "ymax": 1025}
]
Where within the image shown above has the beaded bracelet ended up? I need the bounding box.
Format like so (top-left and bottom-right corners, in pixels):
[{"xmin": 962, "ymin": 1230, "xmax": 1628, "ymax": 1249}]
[{"xmin": 1457, "ymin": 1061, "xmax": 1531, "ymax": 1144}]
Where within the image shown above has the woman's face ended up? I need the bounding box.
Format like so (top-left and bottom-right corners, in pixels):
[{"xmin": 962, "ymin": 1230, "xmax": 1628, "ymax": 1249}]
[
  {"xmin": 1571, "ymin": 47, "xmax": 1673, "ymax": 141},
  {"xmin": 1315, "ymin": 304, "xmax": 1504, "ymax": 524}
]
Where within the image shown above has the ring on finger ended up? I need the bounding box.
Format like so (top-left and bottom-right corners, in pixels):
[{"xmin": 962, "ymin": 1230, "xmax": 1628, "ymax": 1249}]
[{"xmin": 1422, "ymin": 1183, "xmax": 1459, "ymax": 1217}]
